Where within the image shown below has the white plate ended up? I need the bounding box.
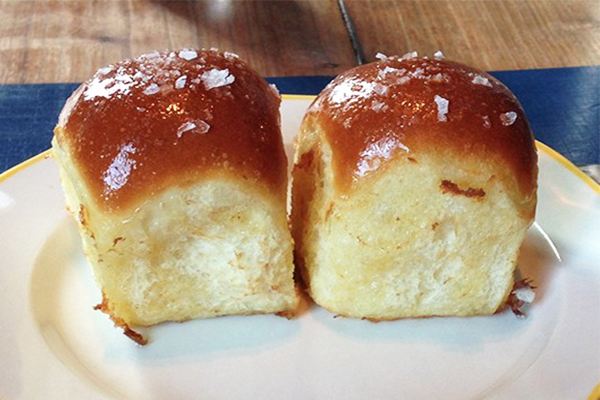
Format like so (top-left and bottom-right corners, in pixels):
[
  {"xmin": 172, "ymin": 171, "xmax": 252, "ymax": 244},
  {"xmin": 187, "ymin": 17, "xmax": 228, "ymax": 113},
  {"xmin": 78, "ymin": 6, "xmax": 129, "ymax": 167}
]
[{"xmin": 1, "ymin": 97, "xmax": 599, "ymax": 400}]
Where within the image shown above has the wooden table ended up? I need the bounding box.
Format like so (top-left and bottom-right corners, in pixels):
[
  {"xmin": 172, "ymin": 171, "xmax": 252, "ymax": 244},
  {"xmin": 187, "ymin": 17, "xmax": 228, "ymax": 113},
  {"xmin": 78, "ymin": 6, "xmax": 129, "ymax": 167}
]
[{"xmin": 1, "ymin": 0, "xmax": 599, "ymax": 84}]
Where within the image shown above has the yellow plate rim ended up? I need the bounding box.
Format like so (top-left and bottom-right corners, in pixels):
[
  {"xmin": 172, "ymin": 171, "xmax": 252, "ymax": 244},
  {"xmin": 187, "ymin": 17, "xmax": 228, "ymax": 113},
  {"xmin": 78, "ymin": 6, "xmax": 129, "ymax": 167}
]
[{"xmin": 0, "ymin": 98, "xmax": 598, "ymax": 398}]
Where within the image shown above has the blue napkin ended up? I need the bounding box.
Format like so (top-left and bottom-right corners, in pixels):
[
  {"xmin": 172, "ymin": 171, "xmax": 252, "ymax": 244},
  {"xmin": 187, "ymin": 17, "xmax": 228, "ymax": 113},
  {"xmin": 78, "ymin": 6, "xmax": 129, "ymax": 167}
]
[{"xmin": 1, "ymin": 66, "xmax": 598, "ymax": 173}]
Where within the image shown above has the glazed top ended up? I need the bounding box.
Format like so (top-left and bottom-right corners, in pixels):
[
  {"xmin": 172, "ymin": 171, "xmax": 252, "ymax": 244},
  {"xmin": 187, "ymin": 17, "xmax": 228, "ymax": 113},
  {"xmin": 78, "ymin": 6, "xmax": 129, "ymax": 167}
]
[
  {"xmin": 54, "ymin": 49, "xmax": 286, "ymax": 213},
  {"xmin": 304, "ymin": 53, "xmax": 538, "ymax": 197}
]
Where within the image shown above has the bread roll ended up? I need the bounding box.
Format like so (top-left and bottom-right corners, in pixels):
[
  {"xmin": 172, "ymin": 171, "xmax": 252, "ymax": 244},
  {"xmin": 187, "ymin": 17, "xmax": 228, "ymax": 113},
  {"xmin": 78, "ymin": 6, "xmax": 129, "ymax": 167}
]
[
  {"xmin": 291, "ymin": 53, "xmax": 537, "ymax": 320},
  {"xmin": 52, "ymin": 49, "xmax": 298, "ymax": 340}
]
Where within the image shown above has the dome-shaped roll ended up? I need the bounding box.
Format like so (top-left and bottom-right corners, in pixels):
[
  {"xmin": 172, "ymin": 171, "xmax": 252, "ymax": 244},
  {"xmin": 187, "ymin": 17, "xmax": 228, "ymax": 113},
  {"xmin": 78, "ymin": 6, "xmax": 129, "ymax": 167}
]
[
  {"xmin": 52, "ymin": 49, "xmax": 298, "ymax": 342},
  {"xmin": 291, "ymin": 53, "xmax": 537, "ymax": 320}
]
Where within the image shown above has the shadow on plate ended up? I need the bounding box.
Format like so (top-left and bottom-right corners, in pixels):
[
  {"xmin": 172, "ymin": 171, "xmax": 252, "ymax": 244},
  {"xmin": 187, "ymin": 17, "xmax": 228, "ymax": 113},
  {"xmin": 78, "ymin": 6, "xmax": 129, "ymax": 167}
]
[
  {"xmin": 28, "ymin": 216, "xmax": 561, "ymax": 400},
  {"xmin": 30, "ymin": 216, "xmax": 302, "ymax": 359},
  {"xmin": 306, "ymin": 222, "xmax": 560, "ymax": 352}
]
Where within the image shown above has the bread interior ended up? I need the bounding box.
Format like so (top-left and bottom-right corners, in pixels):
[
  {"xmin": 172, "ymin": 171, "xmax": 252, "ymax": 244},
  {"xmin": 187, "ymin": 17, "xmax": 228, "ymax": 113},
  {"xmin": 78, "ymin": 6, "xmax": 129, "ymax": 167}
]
[
  {"xmin": 53, "ymin": 139, "xmax": 297, "ymax": 326},
  {"xmin": 292, "ymin": 133, "xmax": 529, "ymax": 319}
]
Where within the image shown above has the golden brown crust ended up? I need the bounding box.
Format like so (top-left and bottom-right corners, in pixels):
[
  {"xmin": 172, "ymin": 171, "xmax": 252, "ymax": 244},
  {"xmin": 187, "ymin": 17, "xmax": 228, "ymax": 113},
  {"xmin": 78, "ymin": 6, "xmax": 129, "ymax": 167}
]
[
  {"xmin": 94, "ymin": 293, "xmax": 148, "ymax": 345},
  {"xmin": 275, "ymin": 310, "xmax": 296, "ymax": 319},
  {"xmin": 54, "ymin": 49, "xmax": 286, "ymax": 213},
  {"xmin": 440, "ymin": 179, "xmax": 486, "ymax": 199},
  {"xmin": 304, "ymin": 55, "xmax": 538, "ymax": 198}
]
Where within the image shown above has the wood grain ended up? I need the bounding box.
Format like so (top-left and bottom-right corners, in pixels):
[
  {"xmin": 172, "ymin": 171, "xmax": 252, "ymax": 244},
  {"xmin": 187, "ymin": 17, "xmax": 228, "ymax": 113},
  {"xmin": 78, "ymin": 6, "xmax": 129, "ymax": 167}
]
[
  {"xmin": 345, "ymin": 0, "xmax": 600, "ymax": 71},
  {"xmin": 0, "ymin": 0, "xmax": 356, "ymax": 84},
  {"xmin": 0, "ymin": 0, "xmax": 599, "ymax": 84}
]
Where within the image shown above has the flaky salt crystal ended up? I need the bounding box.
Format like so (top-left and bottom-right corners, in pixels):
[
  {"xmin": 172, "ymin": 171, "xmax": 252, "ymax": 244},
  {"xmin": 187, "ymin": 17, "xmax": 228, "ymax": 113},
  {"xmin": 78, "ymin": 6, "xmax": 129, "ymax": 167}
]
[
  {"xmin": 175, "ymin": 75, "xmax": 187, "ymax": 89},
  {"xmin": 482, "ymin": 115, "xmax": 491, "ymax": 128},
  {"xmin": 372, "ymin": 100, "xmax": 388, "ymax": 112},
  {"xmin": 472, "ymin": 75, "xmax": 492, "ymax": 87},
  {"xmin": 143, "ymin": 50, "xmax": 161, "ymax": 60},
  {"xmin": 373, "ymin": 83, "xmax": 388, "ymax": 96},
  {"xmin": 375, "ymin": 52, "xmax": 388, "ymax": 60},
  {"xmin": 103, "ymin": 144, "xmax": 137, "ymax": 192},
  {"xmin": 269, "ymin": 83, "xmax": 280, "ymax": 97},
  {"xmin": 500, "ymin": 111, "xmax": 518, "ymax": 126},
  {"xmin": 178, "ymin": 49, "xmax": 198, "ymax": 60},
  {"xmin": 430, "ymin": 73, "xmax": 447, "ymax": 82},
  {"xmin": 224, "ymin": 51, "xmax": 239, "ymax": 59},
  {"xmin": 177, "ymin": 121, "xmax": 195, "ymax": 138},
  {"xmin": 397, "ymin": 141, "xmax": 410, "ymax": 152},
  {"xmin": 176, "ymin": 120, "xmax": 210, "ymax": 138},
  {"xmin": 195, "ymin": 120, "xmax": 211, "ymax": 133},
  {"xmin": 97, "ymin": 66, "xmax": 113, "ymax": 76},
  {"xmin": 400, "ymin": 51, "xmax": 418, "ymax": 60},
  {"xmin": 356, "ymin": 136, "xmax": 410, "ymax": 177},
  {"xmin": 133, "ymin": 71, "xmax": 145, "ymax": 80},
  {"xmin": 143, "ymin": 83, "xmax": 160, "ymax": 95},
  {"xmin": 514, "ymin": 286, "xmax": 535, "ymax": 303},
  {"xmin": 411, "ymin": 67, "xmax": 425, "ymax": 79},
  {"xmin": 378, "ymin": 66, "xmax": 401, "ymax": 79},
  {"xmin": 433, "ymin": 51, "xmax": 445, "ymax": 60},
  {"xmin": 201, "ymin": 68, "xmax": 235, "ymax": 90},
  {"xmin": 434, "ymin": 95, "xmax": 449, "ymax": 122}
]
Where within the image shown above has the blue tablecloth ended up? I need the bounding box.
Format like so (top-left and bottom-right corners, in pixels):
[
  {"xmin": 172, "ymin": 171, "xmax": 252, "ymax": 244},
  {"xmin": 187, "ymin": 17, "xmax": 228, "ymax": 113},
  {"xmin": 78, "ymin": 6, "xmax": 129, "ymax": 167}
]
[{"xmin": 1, "ymin": 67, "xmax": 598, "ymax": 173}]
